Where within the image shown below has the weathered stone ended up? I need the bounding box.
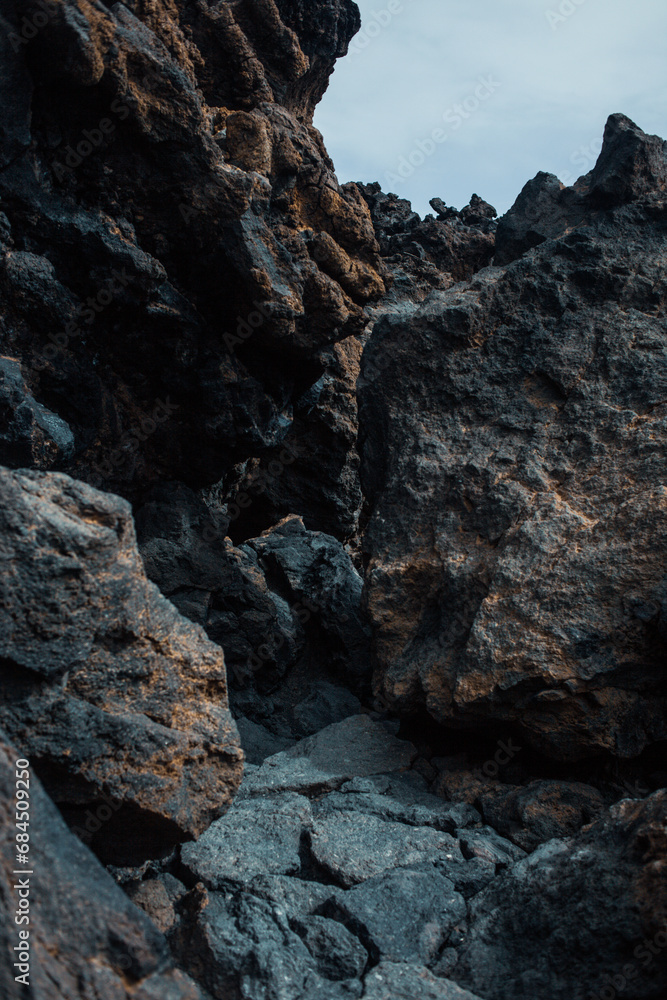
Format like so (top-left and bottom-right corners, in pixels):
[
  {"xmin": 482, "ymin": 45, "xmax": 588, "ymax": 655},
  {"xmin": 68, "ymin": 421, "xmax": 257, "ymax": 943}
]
[
  {"xmin": 0, "ymin": 729, "xmax": 202, "ymax": 1000},
  {"xmin": 0, "ymin": 0, "xmax": 384, "ymax": 505},
  {"xmin": 358, "ymin": 185, "xmax": 496, "ymax": 308},
  {"xmin": 324, "ymin": 868, "xmax": 466, "ymax": 965},
  {"xmin": 0, "ymin": 355, "xmax": 74, "ymax": 469},
  {"xmin": 181, "ymin": 793, "xmax": 312, "ymax": 888},
  {"xmin": 245, "ymin": 515, "xmax": 372, "ymax": 681},
  {"xmin": 291, "ymin": 682, "xmax": 362, "ymax": 738},
  {"xmin": 442, "ymin": 857, "xmax": 497, "ymax": 900},
  {"xmin": 479, "ymin": 778, "xmax": 606, "ymax": 851},
  {"xmin": 454, "ymin": 792, "xmax": 667, "ymax": 1000},
  {"xmin": 126, "ymin": 879, "xmax": 179, "ymax": 935},
  {"xmin": 241, "ymin": 715, "xmax": 417, "ymax": 797},
  {"xmin": 136, "ymin": 483, "xmax": 306, "ymax": 686},
  {"xmin": 360, "ymin": 115, "xmax": 667, "ymax": 760},
  {"xmin": 309, "ymin": 811, "xmax": 463, "ymax": 888},
  {"xmin": 292, "ymin": 914, "xmax": 369, "ymax": 980},
  {"xmin": 242, "ymin": 874, "xmax": 338, "ymax": 919},
  {"xmin": 0, "ymin": 467, "xmax": 242, "ymax": 863},
  {"xmin": 457, "ymin": 827, "xmax": 527, "ymax": 867},
  {"xmin": 173, "ymin": 886, "xmax": 363, "ymax": 1000},
  {"xmin": 236, "ymin": 716, "xmax": 297, "ymax": 764},
  {"xmin": 315, "ymin": 780, "xmax": 480, "ymax": 833}
]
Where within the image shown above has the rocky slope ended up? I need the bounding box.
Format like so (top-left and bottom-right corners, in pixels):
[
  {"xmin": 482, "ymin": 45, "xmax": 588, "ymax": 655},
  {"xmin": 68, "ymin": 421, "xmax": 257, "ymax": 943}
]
[{"xmin": 0, "ymin": 1, "xmax": 666, "ymax": 999}]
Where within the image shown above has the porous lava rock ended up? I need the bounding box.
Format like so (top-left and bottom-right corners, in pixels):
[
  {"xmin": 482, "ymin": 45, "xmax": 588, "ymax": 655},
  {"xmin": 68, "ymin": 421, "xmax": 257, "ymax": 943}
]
[
  {"xmin": 0, "ymin": 0, "xmax": 384, "ymax": 512},
  {"xmin": 360, "ymin": 114, "xmax": 667, "ymax": 760},
  {"xmin": 453, "ymin": 791, "xmax": 667, "ymax": 1000},
  {"xmin": 0, "ymin": 728, "xmax": 204, "ymax": 1000},
  {"xmin": 0, "ymin": 465, "xmax": 242, "ymax": 863}
]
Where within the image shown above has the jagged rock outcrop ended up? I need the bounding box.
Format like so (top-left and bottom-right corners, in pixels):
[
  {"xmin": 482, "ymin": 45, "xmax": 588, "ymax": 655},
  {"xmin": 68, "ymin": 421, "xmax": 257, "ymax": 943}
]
[
  {"xmin": 1, "ymin": 1, "xmax": 666, "ymax": 997},
  {"xmin": 360, "ymin": 114, "xmax": 667, "ymax": 760},
  {"xmin": 0, "ymin": 0, "xmax": 383, "ymax": 530},
  {"xmin": 0, "ymin": 729, "xmax": 203, "ymax": 1000},
  {"xmin": 357, "ymin": 184, "xmax": 497, "ymax": 307},
  {"xmin": 0, "ymin": 466, "xmax": 242, "ymax": 863}
]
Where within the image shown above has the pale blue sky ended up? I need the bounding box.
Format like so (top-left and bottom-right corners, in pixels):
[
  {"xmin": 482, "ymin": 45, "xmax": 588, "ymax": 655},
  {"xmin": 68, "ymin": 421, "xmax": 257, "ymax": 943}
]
[{"xmin": 315, "ymin": 0, "xmax": 667, "ymax": 217}]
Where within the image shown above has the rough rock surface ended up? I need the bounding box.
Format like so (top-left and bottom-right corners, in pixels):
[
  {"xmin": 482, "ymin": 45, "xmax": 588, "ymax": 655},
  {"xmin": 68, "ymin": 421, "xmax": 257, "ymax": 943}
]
[
  {"xmin": 479, "ymin": 778, "xmax": 605, "ymax": 852},
  {"xmin": 363, "ymin": 964, "xmax": 484, "ymax": 1000},
  {"xmin": 167, "ymin": 721, "xmax": 495, "ymax": 997},
  {"xmin": 239, "ymin": 715, "xmax": 417, "ymax": 796},
  {"xmin": 360, "ymin": 114, "xmax": 667, "ymax": 760},
  {"xmin": 0, "ymin": 355, "xmax": 74, "ymax": 468},
  {"xmin": 357, "ymin": 185, "xmax": 496, "ymax": 307},
  {"xmin": 454, "ymin": 791, "xmax": 667, "ymax": 1000},
  {"xmin": 0, "ymin": 0, "xmax": 384, "ymax": 516},
  {"xmin": 1, "ymin": 1, "xmax": 667, "ymax": 998},
  {"xmin": 0, "ymin": 466, "xmax": 242, "ymax": 862},
  {"xmin": 323, "ymin": 868, "xmax": 466, "ymax": 963},
  {"xmin": 136, "ymin": 484, "xmax": 371, "ymax": 743},
  {"xmin": 0, "ymin": 729, "xmax": 202, "ymax": 1000},
  {"xmin": 181, "ymin": 792, "xmax": 312, "ymax": 887},
  {"xmin": 165, "ymin": 712, "xmax": 664, "ymax": 1000}
]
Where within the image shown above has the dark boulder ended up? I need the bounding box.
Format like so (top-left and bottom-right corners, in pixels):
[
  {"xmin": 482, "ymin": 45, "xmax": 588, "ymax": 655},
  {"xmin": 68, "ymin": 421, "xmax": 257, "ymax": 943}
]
[
  {"xmin": 0, "ymin": 729, "xmax": 203, "ymax": 1000},
  {"xmin": 453, "ymin": 792, "xmax": 667, "ymax": 1000},
  {"xmin": 0, "ymin": 466, "xmax": 242, "ymax": 863}
]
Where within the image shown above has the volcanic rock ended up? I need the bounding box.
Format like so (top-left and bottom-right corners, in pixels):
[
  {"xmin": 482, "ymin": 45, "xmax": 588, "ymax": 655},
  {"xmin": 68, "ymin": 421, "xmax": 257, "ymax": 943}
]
[
  {"xmin": 0, "ymin": 728, "xmax": 202, "ymax": 1000},
  {"xmin": 0, "ymin": 466, "xmax": 242, "ymax": 863},
  {"xmin": 172, "ymin": 885, "xmax": 364, "ymax": 1000},
  {"xmin": 181, "ymin": 792, "xmax": 313, "ymax": 888},
  {"xmin": 362, "ymin": 963, "xmax": 484, "ymax": 1000},
  {"xmin": 309, "ymin": 812, "xmax": 463, "ymax": 888},
  {"xmin": 358, "ymin": 184, "xmax": 496, "ymax": 306},
  {"xmin": 360, "ymin": 114, "xmax": 667, "ymax": 760},
  {"xmin": 323, "ymin": 868, "xmax": 466, "ymax": 964},
  {"xmin": 0, "ymin": 355, "xmax": 74, "ymax": 469},
  {"xmin": 479, "ymin": 778, "xmax": 606, "ymax": 852},
  {"xmin": 240, "ymin": 715, "xmax": 417, "ymax": 797},
  {"xmin": 454, "ymin": 792, "xmax": 667, "ymax": 999},
  {"xmin": 0, "ymin": 0, "xmax": 384, "ymax": 501}
]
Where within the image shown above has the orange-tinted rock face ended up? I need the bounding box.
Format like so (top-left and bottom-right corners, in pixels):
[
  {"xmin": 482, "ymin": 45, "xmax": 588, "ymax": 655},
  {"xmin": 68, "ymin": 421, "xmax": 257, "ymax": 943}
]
[
  {"xmin": 0, "ymin": 0, "xmax": 383, "ymax": 496},
  {"xmin": 360, "ymin": 116, "xmax": 667, "ymax": 761},
  {"xmin": 0, "ymin": 466, "xmax": 243, "ymax": 863}
]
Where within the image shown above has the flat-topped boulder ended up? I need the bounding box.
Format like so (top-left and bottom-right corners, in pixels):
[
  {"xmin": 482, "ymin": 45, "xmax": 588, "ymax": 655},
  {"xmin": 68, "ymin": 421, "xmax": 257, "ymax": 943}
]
[{"xmin": 240, "ymin": 715, "xmax": 417, "ymax": 797}]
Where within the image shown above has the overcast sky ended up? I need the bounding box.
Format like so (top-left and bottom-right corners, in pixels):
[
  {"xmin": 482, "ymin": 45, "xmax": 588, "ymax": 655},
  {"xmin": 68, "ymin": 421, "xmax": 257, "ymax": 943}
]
[{"xmin": 314, "ymin": 0, "xmax": 667, "ymax": 218}]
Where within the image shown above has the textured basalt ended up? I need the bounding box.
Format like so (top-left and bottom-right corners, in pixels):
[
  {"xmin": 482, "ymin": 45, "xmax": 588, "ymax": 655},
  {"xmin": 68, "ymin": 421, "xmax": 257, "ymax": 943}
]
[
  {"xmin": 360, "ymin": 114, "xmax": 667, "ymax": 760},
  {"xmin": 0, "ymin": 466, "xmax": 242, "ymax": 863},
  {"xmin": 0, "ymin": 0, "xmax": 383, "ymax": 513},
  {"xmin": 0, "ymin": 4, "xmax": 666, "ymax": 999}
]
